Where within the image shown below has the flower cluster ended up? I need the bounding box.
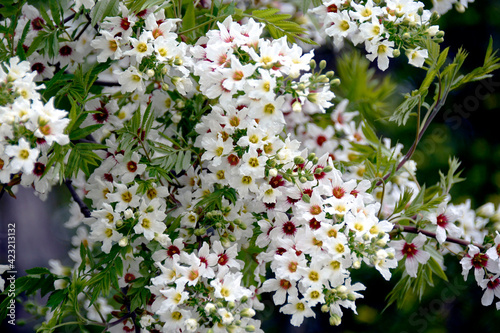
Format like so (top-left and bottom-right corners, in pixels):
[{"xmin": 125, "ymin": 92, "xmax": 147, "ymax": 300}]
[
  {"xmin": 310, "ymin": 0, "xmax": 442, "ymax": 70},
  {"xmin": 0, "ymin": 57, "xmax": 69, "ymax": 196}
]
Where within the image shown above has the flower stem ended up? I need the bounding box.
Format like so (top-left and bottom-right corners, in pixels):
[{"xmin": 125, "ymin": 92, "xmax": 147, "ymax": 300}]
[{"xmin": 395, "ymin": 224, "xmax": 484, "ymax": 250}]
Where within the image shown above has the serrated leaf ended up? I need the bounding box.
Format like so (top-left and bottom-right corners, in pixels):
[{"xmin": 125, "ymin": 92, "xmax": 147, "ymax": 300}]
[
  {"xmin": 26, "ymin": 267, "xmax": 51, "ymax": 275},
  {"xmin": 389, "ymin": 95, "xmax": 420, "ymax": 126}
]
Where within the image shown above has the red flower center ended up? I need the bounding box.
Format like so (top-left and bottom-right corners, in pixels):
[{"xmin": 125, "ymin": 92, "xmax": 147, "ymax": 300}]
[
  {"xmin": 472, "ymin": 253, "xmax": 488, "ymax": 269},
  {"xmin": 436, "ymin": 214, "xmax": 448, "ymax": 227},
  {"xmin": 316, "ymin": 135, "xmax": 327, "ymax": 146},
  {"xmin": 332, "ymin": 186, "xmax": 345, "ymax": 199},
  {"xmin": 402, "ymin": 242, "xmax": 418, "ymax": 258},
  {"xmin": 167, "ymin": 245, "xmax": 180, "ymax": 258},
  {"xmin": 282, "ymin": 221, "xmax": 296, "ymax": 236}
]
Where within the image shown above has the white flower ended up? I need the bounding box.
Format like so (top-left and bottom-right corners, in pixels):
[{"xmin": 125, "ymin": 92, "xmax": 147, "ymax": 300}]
[
  {"xmin": 280, "ymin": 296, "xmax": 315, "ymax": 327},
  {"xmin": 365, "ymin": 39, "xmax": 395, "ymax": 71},
  {"xmin": 5, "ymin": 137, "xmax": 40, "ymax": 173},
  {"xmin": 407, "ymin": 47, "xmax": 429, "ymax": 68},
  {"xmin": 391, "ymin": 233, "xmax": 430, "ymax": 278}
]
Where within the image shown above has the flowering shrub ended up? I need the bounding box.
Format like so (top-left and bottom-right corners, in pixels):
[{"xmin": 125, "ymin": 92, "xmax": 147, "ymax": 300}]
[{"xmin": 0, "ymin": 0, "xmax": 499, "ymax": 332}]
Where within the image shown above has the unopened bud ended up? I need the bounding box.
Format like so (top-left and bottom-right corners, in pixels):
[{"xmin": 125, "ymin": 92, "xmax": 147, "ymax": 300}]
[
  {"xmin": 299, "ymin": 176, "xmax": 308, "ymax": 183},
  {"xmin": 124, "ymin": 209, "xmax": 134, "ymax": 219},
  {"xmin": 115, "ymin": 219, "xmax": 123, "ymax": 227},
  {"xmin": 194, "ymin": 228, "xmax": 206, "ymax": 236},
  {"xmin": 307, "ymin": 153, "xmax": 316, "ymax": 161},
  {"xmin": 268, "ymin": 168, "xmax": 278, "ymax": 177},
  {"xmin": 330, "ymin": 78, "xmax": 341, "ymax": 86},
  {"xmin": 455, "ymin": 3, "xmax": 465, "ymax": 13},
  {"xmin": 330, "ymin": 314, "xmax": 342, "ymax": 326},
  {"xmin": 312, "ymin": 157, "xmax": 318, "ymax": 165},
  {"xmin": 245, "ymin": 325, "xmax": 256, "ymax": 332},
  {"xmin": 146, "ymin": 69, "xmax": 155, "ymax": 78},
  {"xmin": 302, "ymin": 194, "xmax": 311, "ymax": 203},
  {"xmin": 326, "ymin": 70, "xmax": 335, "ymax": 78},
  {"xmin": 292, "ymin": 100, "xmax": 302, "ymax": 112},
  {"xmin": 161, "ymin": 83, "xmax": 170, "ymax": 91},
  {"xmin": 228, "ymin": 301, "xmax": 236, "ymax": 309},
  {"xmin": 309, "ymin": 59, "xmax": 316, "ymax": 70},
  {"xmin": 176, "ymin": 100, "xmax": 185, "ymax": 108},
  {"xmin": 393, "ymin": 49, "xmax": 401, "ymax": 57},
  {"xmin": 307, "ymin": 93, "xmax": 318, "ymax": 103},
  {"xmin": 119, "ymin": 237, "xmax": 128, "ymax": 247},
  {"xmin": 323, "ymin": 165, "xmax": 333, "ymax": 173},
  {"xmin": 174, "ymin": 57, "xmax": 183, "ymax": 66},
  {"xmin": 321, "ymin": 304, "xmax": 329, "ymax": 313},
  {"xmin": 436, "ymin": 31, "xmax": 445, "ymax": 38},
  {"xmin": 353, "ymin": 260, "xmax": 361, "ymax": 269},
  {"xmin": 294, "ymin": 156, "xmax": 305, "ymax": 165},
  {"xmin": 319, "ymin": 60, "xmax": 327, "ymax": 69},
  {"xmin": 241, "ymin": 308, "xmax": 256, "ymax": 317}
]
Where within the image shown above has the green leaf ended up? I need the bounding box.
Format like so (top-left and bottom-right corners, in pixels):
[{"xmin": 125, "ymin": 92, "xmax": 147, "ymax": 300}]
[
  {"xmin": 26, "ymin": 267, "xmax": 51, "ymax": 275},
  {"xmin": 181, "ymin": 0, "xmax": 195, "ymax": 33},
  {"xmin": 46, "ymin": 289, "xmax": 68, "ymax": 310},
  {"xmin": 91, "ymin": 0, "xmax": 120, "ymax": 27},
  {"xmin": 69, "ymin": 124, "xmax": 103, "ymax": 141}
]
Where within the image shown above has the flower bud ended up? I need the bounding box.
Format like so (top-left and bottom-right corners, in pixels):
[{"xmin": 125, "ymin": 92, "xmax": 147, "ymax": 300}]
[
  {"xmin": 455, "ymin": 3, "xmax": 465, "ymax": 13},
  {"xmin": 124, "ymin": 209, "xmax": 134, "ymax": 219},
  {"xmin": 146, "ymin": 69, "xmax": 155, "ymax": 78},
  {"xmin": 307, "ymin": 93, "xmax": 318, "ymax": 103},
  {"xmin": 319, "ymin": 60, "xmax": 327, "ymax": 69},
  {"xmin": 205, "ymin": 303, "xmax": 216, "ymax": 314},
  {"xmin": 194, "ymin": 228, "xmax": 206, "ymax": 236},
  {"xmin": 174, "ymin": 57, "xmax": 184, "ymax": 66},
  {"xmin": 119, "ymin": 237, "xmax": 128, "ymax": 247},
  {"xmin": 330, "ymin": 78, "xmax": 341, "ymax": 86},
  {"xmin": 292, "ymin": 100, "xmax": 302, "ymax": 112},
  {"xmin": 161, "ymin": 82, "xmax": 170, "ymax": 91},
  {"xmin": 299, "ymin": 176, "xmax": 308, "ymax": 183},
  {"xmin": 294, "ymin": 156, "xmax": 305, "ymax": 165},
  {"xmin": 309, "ymin": 59, "xmax": 316, "ymax": 70},
  {"xmin": 115, "ymin": 219, "xmax": 123, "ymax": 227},
  {"xmin": 326, "ymin": 70, "xmax": 335, "ymax": 78},
  {"xmin": 307, "ymin": 153, "xmax": 316, "ymax": 161},
  {"xmin": 329, "ymin": 314, "xmax": 342, "ymax": 326},
  {"xmin": 302, "ymin": 194, "xmax": 311, "ymax": 203},
  {"xmin": 228, "ymin": 234, "xmax": 236, "ymax": 242},
  {"xmin": 321, "ymin": 304, "xmax": 329, "ymax": 313},
  {"xmin": 353, "ymin": 260, "xmax": 361, "ymax": 269},
  {"xmin": 393, "ymin": 49, "xmax": 401, "ymax": 57},
  {"xmin": 323, "ymin": 165, "xmax": 333, "ymax": 173},
  {"xmin": 228, "ymin": 301, "xmax": 236, "ymax": 309},
  {"xmin": 268, "ymin": 168, "xmax": 278, "ymax": 177},
  {"xmin": 240, "ymin": 308, "xmax": 256, "ymax": 317}
]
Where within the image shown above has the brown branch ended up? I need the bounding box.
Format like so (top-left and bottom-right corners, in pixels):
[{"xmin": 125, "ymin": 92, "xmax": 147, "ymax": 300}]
[
  {"xmin": 65, "ymin": 179, "xmax": 91, "ymax": 218},
  {"xmin": 396, "ymin": 224, "xmax": 484, "ymax": 250}
]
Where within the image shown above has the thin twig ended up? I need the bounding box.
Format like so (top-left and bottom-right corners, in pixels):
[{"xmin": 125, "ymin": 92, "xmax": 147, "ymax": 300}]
[
  {"xmin": 396, "ymin": 224, "xmax": 484, "ymax": 250},
  {"xmin": 65, "ymin": 179, "xmax": 91, "ymax": 218}
]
